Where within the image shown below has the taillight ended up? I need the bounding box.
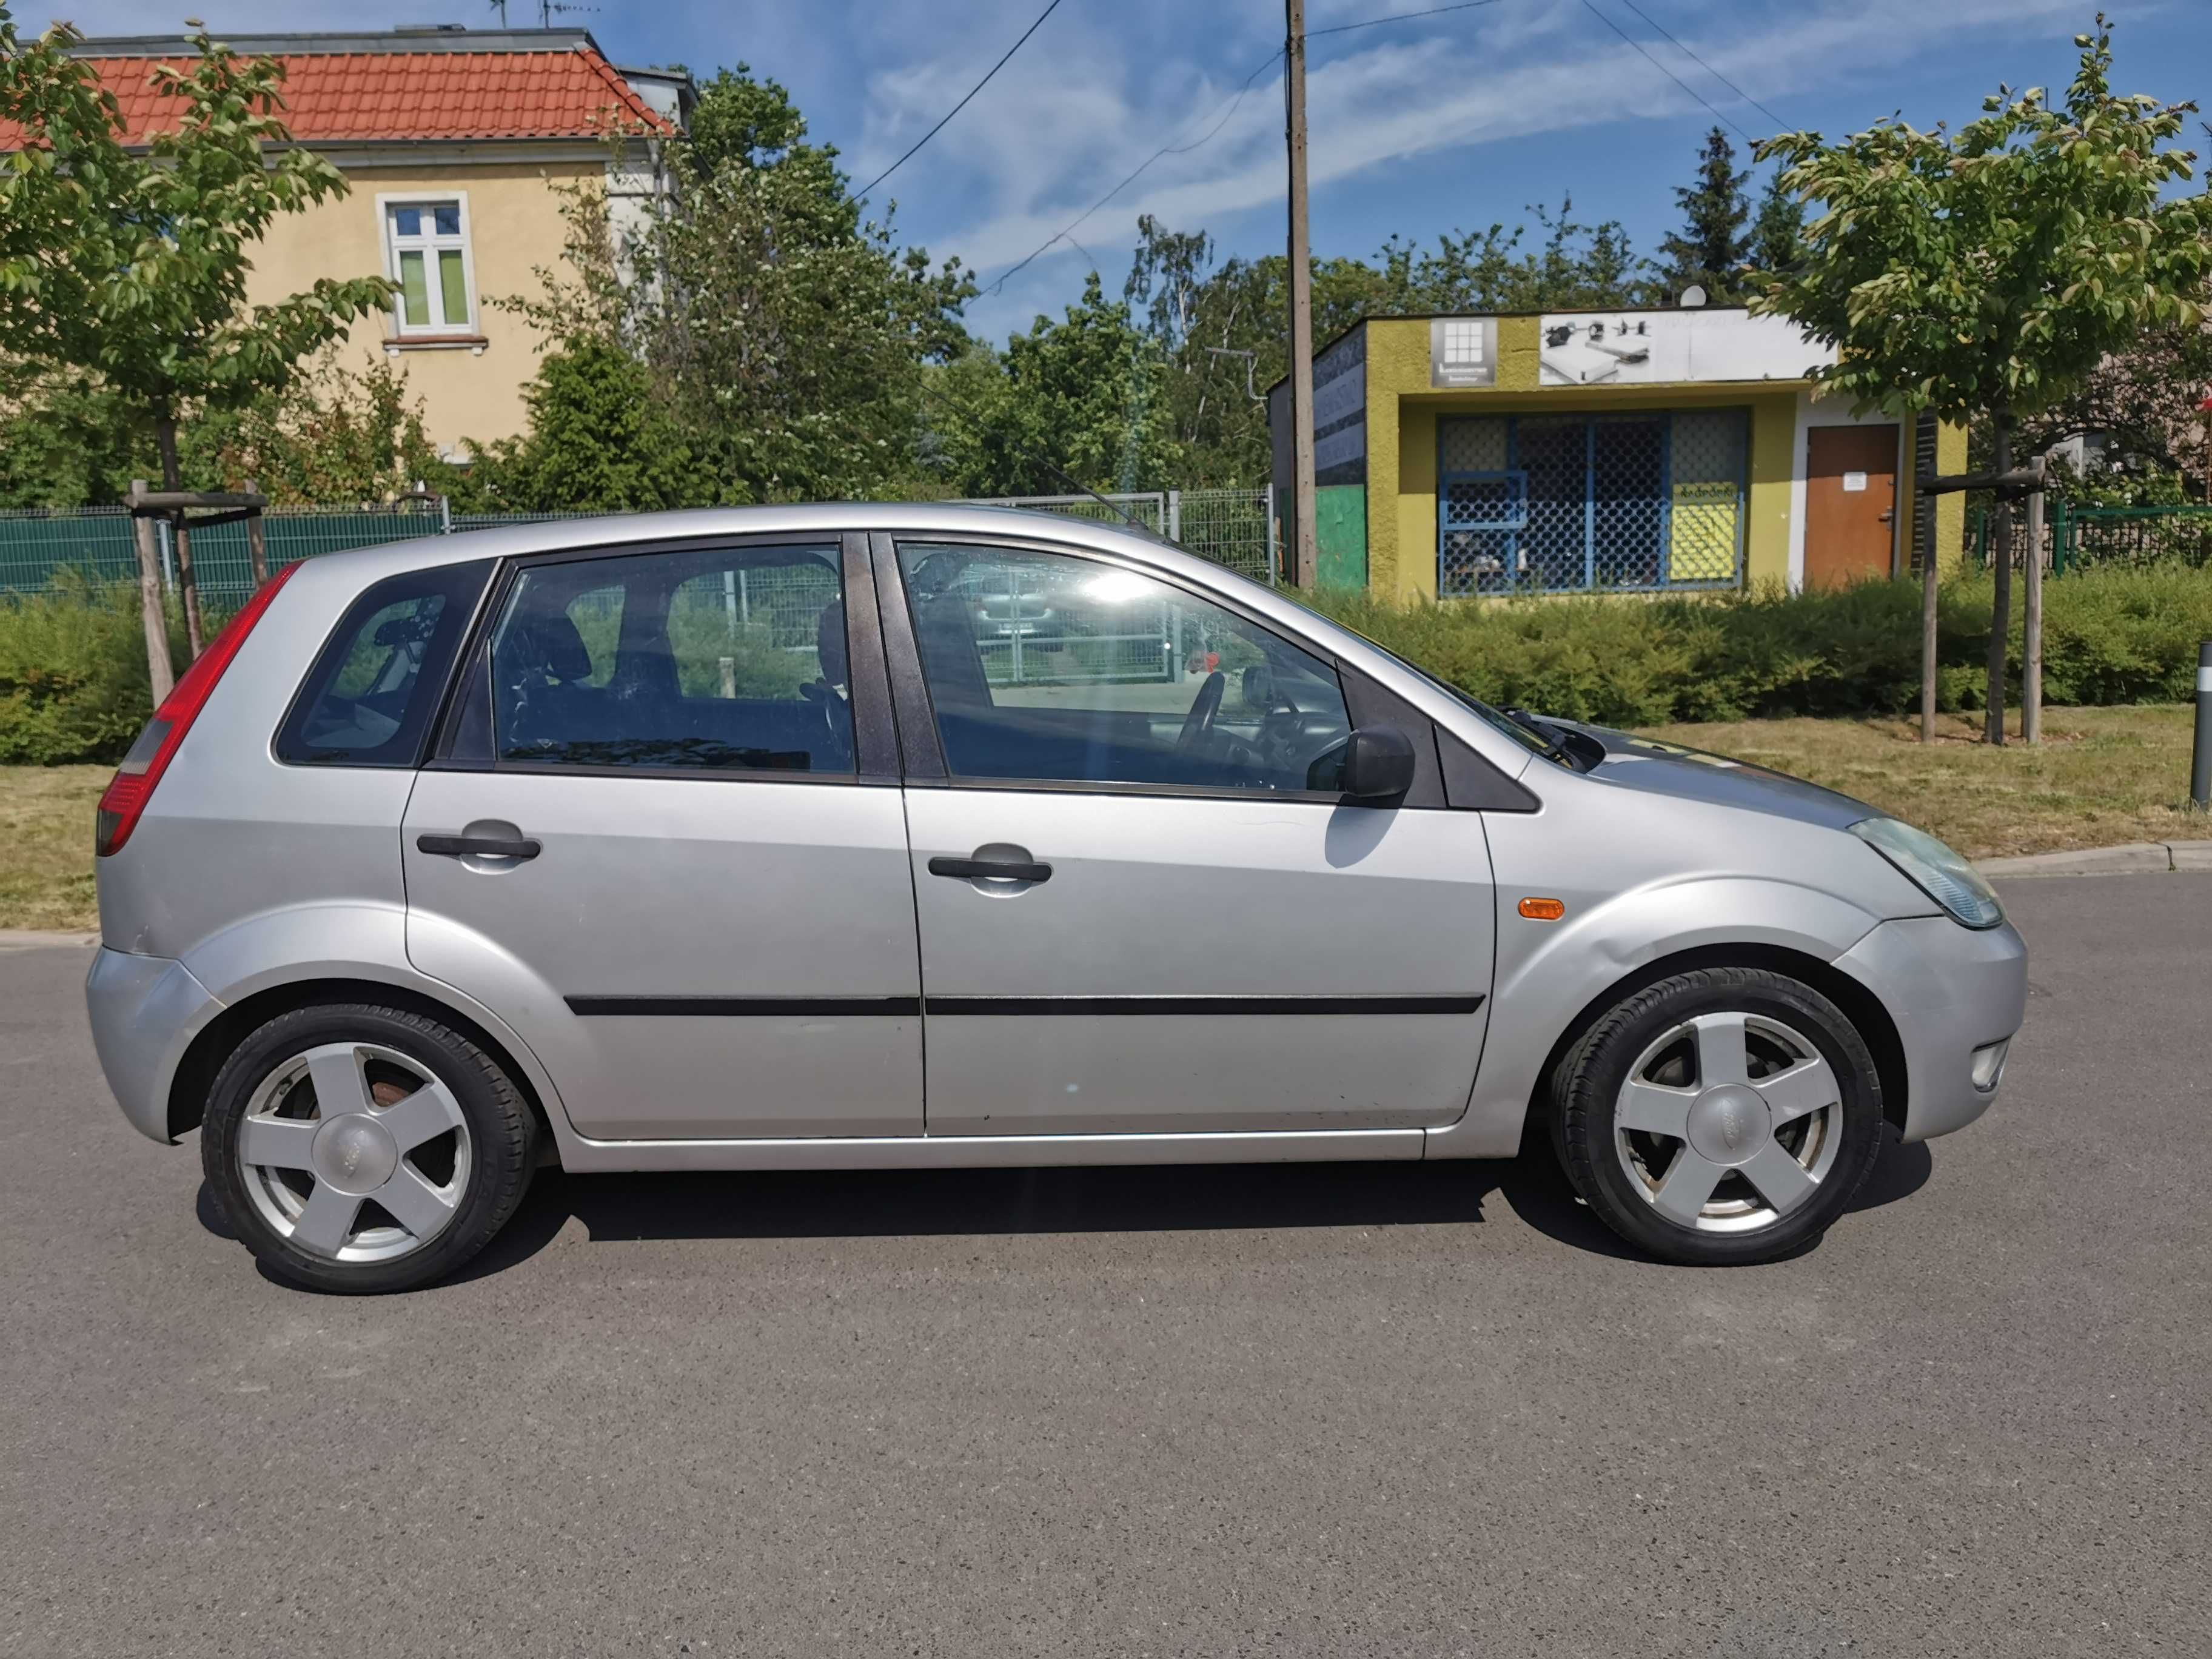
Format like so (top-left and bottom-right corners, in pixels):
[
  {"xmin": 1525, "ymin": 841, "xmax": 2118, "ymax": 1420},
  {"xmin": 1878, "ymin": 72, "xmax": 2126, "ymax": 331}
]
[{"xmin": 96, "ymin": 563, "xmax": 299, "ymax": 858}]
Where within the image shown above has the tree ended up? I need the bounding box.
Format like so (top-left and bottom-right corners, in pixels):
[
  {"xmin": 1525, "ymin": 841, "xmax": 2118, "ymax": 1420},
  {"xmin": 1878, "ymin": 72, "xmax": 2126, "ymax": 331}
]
[
  {"xmin": 1659, "ymin": 127, "xmax": 1752, "ymax": 301},
  {"xmin": 1748, "ymin": 172, "xmax": 1807, "ymax": 282},
  {"xmin": 927, "ymin": 274, "xmax": 1182, "ymax": 498},
  {"xmin": 504, "ymin": 65, "xmax": 973, "ymax": 506},
  {"xmin": 465, "ymin": 340, "xmax": 718, "ymax": 512},
  {"xmin": 1752, "ymin": 16, "xmax": 2212, "ymax": 742},
  {"xmin": 0, "ymin": 13, "xmax": 394, "ymax": 646}
]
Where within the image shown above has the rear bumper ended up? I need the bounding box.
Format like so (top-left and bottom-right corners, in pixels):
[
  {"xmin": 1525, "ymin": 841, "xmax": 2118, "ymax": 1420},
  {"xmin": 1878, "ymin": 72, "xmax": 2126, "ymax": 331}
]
[
  {"xmin": 1835, "ymin": 916, "xmax": 2028, "ymax": 1144},
  {"xmin": 85, "ymin": 947, "xmax": 223, "ymax": 1145}
]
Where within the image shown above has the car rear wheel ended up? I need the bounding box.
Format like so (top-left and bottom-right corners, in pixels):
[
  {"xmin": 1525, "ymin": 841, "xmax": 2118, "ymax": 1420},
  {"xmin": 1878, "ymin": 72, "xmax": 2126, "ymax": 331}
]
[
  {"xmin": 201, "ymin": 1003, "xmax": 537, "ymax": 1293},
  {"xmin": 1550, "ymin": 968, "xmax": 1885, "ymax": 1265}
]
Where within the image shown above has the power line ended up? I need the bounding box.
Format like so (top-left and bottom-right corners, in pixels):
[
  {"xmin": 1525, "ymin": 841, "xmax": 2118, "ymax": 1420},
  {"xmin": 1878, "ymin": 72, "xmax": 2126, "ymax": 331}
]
[
  {"xmin": 1577, "ymin": 0, "xmax": 1755, "ymax": 144},
  {"xmin": 982, "ymin": 0, "xmax": 1520, "ymax": 297},
  {"xmin": 1610, "ymin": 0, "xmax": 1787, "ymax": 132},
  {"xmin": 1307, "ymin": 0, "xmax": 1507, "ymax": 41},
  {"xmin": 850, "ymin": 0, "xmax": 1068, "ymax": 204},
  {"xmin": 984, "ymin": 47, "xmax": 1284, "ymax": 296}
]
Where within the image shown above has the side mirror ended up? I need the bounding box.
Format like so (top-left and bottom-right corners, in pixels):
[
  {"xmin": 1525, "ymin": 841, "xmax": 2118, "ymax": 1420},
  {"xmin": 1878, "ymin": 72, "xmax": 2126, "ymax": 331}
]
[{"xmin": 1339, "ymin": 723, "xmax": 1416, "ymax": 801}]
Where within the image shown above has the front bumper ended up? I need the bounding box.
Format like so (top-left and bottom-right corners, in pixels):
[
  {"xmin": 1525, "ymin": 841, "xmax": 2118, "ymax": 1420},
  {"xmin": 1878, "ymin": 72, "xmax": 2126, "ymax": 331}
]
[
  {"xmin": 1835, "ymin": 916, "xmax": 2028, "ymax": 1143},
  {"xmin": 84, "ymin": 947, "xmax": 223, "ymax": 1144}
]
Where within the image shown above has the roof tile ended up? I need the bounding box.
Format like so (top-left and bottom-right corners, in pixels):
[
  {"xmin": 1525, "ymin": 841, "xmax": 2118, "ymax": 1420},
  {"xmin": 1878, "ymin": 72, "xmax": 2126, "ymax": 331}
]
[{"xmin": 0, "ymin": 45, "xmax": 668, "ymax": 147}]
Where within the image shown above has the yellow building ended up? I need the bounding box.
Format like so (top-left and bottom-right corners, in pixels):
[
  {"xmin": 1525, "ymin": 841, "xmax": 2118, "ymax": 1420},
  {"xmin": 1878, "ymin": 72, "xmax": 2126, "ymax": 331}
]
[
  {"xmin": 48, "ymin": 26, "xmax": 689, "ymax": 457},
  {"xmin": 1270, "ymin": 308, "xmax": 1966, "ymax": 597}
]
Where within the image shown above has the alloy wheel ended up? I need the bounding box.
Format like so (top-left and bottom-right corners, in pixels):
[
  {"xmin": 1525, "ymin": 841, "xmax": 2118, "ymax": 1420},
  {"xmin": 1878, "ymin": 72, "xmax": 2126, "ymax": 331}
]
[
  {"xmin": 1612, "ymin": 1011, "xmax": 1844, "ymax": 1235},
  {"xmin": 233, "ymin": 1042, "xmax": 472, "ymax": 1263}
]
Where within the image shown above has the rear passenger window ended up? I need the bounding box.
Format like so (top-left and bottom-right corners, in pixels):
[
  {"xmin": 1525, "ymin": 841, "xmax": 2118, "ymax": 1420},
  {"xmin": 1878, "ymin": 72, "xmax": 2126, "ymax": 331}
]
[
  {"xmin": 489, "ymin": 544, "xmax": 852, "ymax": 774},
  {"xmin": 276, "ymin": 560, "xmax": 492, "ymax": 766}
]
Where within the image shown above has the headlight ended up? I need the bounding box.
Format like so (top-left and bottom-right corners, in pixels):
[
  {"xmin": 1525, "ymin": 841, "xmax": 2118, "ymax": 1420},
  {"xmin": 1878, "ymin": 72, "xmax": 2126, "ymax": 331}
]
[{"xmin": 1849, "ymin": 817, "xmax": 2005, "ymax": 930}]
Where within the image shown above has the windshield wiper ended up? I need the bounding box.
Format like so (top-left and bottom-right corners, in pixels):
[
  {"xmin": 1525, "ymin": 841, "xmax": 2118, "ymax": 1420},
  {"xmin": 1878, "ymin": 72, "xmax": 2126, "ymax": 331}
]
[{"xmin": 1503, "ymin": 707, "xmax": 1581, "ymax": 770}]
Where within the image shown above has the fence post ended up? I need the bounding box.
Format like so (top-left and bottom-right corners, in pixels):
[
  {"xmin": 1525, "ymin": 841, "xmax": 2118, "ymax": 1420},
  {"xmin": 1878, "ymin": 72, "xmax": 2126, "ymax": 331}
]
[
  {"xmin": 2191, "ymin": 638, "xmax": 2212, "ymax": 811},
  {"xmin": 438, "ymin": 494, "xmax": 453, "ymax": 536},
  {"xmin": 2022, "ymin": 477, "xmax": 2045, "ymax": 745},
  {"xmin": 156, "ymin": 516, "xmax": 175, "ymax": 590},
  {"xmin": 1167, "ymin": 489, "xmax": 1181, "ymax": 545},
  {"xmin": 243, "ymin": 479, "xmax": 269, "ymax": 588},
  {"xmin": 128, "ymin": 482, "xmax": 175, "ymax": 705}
]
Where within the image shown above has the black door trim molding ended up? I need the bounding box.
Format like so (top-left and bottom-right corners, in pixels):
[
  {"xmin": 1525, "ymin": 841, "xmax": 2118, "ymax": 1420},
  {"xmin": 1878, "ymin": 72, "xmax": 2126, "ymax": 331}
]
[
  {"xmin": 566, "ymin": 995, "xmax": 923, "ymax": 1017},
  {"xmin": 924, "ymin": 994, "xmax": 1486, "ymax": 1017},
  {"xmin": 565, "ymin": 993, "xmax": 1485, "ymax": 1017}
]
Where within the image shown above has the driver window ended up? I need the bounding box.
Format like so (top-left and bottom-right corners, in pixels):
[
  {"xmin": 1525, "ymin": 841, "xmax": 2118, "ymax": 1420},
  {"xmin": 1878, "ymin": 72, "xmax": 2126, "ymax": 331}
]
[{"xmin": 896, "ymin": 543, "xmax": 1351, "ymax": 793}]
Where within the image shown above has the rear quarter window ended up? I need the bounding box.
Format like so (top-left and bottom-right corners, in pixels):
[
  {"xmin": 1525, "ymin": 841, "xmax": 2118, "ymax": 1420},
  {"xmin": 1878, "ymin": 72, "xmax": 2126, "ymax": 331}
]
[{"xmin": 275, "ymin": 560, "xmax": 492, "ymax": 767}]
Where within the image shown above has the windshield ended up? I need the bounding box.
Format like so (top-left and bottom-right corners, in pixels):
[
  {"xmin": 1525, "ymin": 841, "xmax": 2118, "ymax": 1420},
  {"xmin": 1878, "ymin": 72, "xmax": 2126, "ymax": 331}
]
[{"xmin": 1326, "ymin": 620, "xmax": 1568, "ymax": 765}]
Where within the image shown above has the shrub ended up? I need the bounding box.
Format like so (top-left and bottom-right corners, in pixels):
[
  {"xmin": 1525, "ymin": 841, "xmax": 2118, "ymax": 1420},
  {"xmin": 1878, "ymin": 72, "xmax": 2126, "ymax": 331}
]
[
  {"xmin": 1313, "ymin": 564, "xmax": 2212, "ymax": 726},
  {"xmin": 0, "ymin": 575, "xmax": 183, "ymax": 765}
]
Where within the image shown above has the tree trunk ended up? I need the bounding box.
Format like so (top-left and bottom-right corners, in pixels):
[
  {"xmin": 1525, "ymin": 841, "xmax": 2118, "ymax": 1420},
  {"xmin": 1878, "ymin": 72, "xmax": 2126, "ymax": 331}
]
[
  {"xmin": 153, "ymin": 409, "xmax": 204, "ymax": 660},
  {"xmin": 2022, "ymin": 477, "xmax": 2045, "ymax": 745},
  {"xmin": 244, "ymin": 478, "xmax": 269, "ymax": 588},
  {"xmin": 1920, "ymin": 503, "xmax": 1940, "ymax": 743},
  {"xmin": 1984, "ymin": 412, "xmax": 2013, "ymax": 746},
  {"xmin": 129, "ymin": 482, "xmax": 175, "ymax": 706}
]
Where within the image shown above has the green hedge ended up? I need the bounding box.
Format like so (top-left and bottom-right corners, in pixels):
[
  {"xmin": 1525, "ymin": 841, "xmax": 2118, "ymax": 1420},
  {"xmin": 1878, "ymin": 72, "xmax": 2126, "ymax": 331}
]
[
  {"xmin": 0, "ymin": 577, "xmax": 189, "ymax": 765},
  {"xmin": 1313, "ymin": 565, "xmax": 2212, "ymax": 727},
  {"xmin": 2, "ymin": 566, "xmax": 2207, "ymax": 766}
]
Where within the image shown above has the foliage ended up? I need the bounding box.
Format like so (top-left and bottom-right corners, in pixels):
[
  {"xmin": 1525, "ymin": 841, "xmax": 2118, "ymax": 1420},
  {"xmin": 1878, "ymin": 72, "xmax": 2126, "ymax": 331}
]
[
  {"xmin": 0, "ymin": 575, "xmax": 186, "ymax": 763},
  {"xmin": 1312, "ymin": 564, "xmax": 2212, "ymax": 727},
  {"xmin": 463, "ymin": 339, "xmax": 722, "ymax": 512},
  {"xmin": 1103, "ymin": 203, "xmax": 1656, "ymax": 489},
  {"xmin": 494, "ymin": 65, "xmax": 973, "ymax": 508},
  {"xmin": 1659, "ymin": 127, "xmax": 1752, "ymax": 302},
  {"xmin": 206, "ymin": 353, "xmax": 461, "ymax": 505},
  {"xmin": 1748, "ymin": 171, "xmax": 1806, "ymax": 283},
  {"xmin": 925, "ymin": 275, "xmax": 1182, "ymax": 498},
  {"xmin": 1751, "ymin": 18, "xmax": 2212, "ymax": 429},
  {"xmin": 0, "ymin": 12, "xmax": 394, "ymax": 489},
  {"xmin": 2013, "ymin": 310, "xmax": 2212, "ymax": 494}
]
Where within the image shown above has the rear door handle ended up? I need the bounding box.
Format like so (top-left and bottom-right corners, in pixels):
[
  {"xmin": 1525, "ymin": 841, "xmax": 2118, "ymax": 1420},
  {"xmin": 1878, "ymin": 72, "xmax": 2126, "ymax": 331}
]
[
  {"xmin": 928, "ymin": 854, "xmax": 1051, "ymax": 883},
  {"xmin": 418, "ymin": 833, "xmax": 541, "ymax": 860}
]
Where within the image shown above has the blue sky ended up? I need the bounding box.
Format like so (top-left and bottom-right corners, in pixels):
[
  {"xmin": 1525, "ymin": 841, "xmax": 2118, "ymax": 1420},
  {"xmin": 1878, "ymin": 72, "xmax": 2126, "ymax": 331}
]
[{"xmin": 43, "ymin": 0, "xmax": 2212, "ymax": 344}]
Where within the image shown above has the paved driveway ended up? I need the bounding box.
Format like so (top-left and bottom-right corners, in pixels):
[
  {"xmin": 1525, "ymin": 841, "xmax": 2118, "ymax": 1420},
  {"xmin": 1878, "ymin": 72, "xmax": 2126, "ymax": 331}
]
[{"xmin": 2, "ymin": 875, "xmax": 2205, "ymax": 1658}]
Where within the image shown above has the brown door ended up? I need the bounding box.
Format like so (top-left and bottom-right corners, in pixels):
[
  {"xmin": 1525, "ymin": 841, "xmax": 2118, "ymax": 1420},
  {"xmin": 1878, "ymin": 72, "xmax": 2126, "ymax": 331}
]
[{"xmin": 1805, "ymin": 425, "xmax": 1900, "ymax": 586}]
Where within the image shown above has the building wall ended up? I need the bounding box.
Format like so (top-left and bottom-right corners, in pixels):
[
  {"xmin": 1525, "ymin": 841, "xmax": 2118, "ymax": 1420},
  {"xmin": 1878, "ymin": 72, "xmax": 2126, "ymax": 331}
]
[{"xmin": 243, "ymin": 158, "xmax": 601, "ymax": 453}]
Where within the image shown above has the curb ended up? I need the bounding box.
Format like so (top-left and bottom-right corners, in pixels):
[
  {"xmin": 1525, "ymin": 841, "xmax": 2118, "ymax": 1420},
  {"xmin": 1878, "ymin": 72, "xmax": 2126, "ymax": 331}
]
[
  {"xmin": 1977, "ymin": 840, "xmax": 2212, "ymax": 879},
  {"xmin": 0, "ymin": 929, "xmax": 97, "ymax": 951}
]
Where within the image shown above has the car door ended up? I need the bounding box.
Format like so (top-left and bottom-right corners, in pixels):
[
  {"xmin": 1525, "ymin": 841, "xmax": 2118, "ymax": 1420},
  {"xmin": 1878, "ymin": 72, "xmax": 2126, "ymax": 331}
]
[
  {"xmin": 403, "ymin": 532, "xmax": 923, "ymax": 1141},
  {"xmin": 880, "ymin": 534, "xmax": 1498, "ymax": 1137}
]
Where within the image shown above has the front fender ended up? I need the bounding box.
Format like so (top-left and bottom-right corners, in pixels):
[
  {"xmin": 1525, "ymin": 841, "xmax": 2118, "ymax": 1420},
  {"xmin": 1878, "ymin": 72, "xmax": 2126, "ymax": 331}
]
[
  {"xmin": 1425, "ymin": 876, "xmax": 1888, "ymax": 1159},
  {"xmin": 178, "ymin": 902, "xmax": 578, "ymax": 1155}
]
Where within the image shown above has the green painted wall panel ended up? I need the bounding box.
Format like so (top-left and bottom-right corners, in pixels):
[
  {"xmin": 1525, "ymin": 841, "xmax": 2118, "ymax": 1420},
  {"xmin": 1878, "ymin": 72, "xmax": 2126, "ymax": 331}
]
[{"xmin": 1316, "ymin": 485, "xmax": 1367, "ymax": 588}]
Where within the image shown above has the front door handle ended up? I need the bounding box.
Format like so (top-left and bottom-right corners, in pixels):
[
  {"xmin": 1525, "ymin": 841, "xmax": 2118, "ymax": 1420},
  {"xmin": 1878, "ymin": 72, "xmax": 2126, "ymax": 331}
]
[
  {"xmin": 418, "ymin": 833, "xmax": 541, "ymax": 860},
  {"xmin": 928, "ymin": 851, "xmax": 1051, "ymax": 883}
]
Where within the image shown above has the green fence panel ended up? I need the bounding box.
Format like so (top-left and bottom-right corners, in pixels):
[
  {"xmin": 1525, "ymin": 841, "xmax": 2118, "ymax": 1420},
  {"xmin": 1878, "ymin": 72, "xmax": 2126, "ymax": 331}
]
[{"xmin": 0, "ymin": 508, "xmax": 142, "ymax": 592}]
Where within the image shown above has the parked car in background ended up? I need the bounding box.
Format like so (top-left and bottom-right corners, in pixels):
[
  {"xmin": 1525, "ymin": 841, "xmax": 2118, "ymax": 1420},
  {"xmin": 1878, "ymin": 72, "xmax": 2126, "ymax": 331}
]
[{"xmin": 85, "ymin": 505, "xmax": 2026, "ymax": 1292}]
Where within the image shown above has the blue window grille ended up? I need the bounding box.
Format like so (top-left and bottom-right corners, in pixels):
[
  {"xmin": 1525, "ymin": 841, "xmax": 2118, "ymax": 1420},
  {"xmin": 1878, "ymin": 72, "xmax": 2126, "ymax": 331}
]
[{"xmin": 1438, "ymin": 409, "xmax": 1748, "ymax": 595}]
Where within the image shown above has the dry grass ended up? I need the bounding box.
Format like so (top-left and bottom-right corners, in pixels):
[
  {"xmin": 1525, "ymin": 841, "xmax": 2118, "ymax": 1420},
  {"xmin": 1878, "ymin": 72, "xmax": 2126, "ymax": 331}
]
[
  {"xmin": 0, "ymin": 706, "xmax": 2202, "ymax": 931},
  {"xmin": 1638, "ymin": 705, "xmax": 2207, "ymax": 859},
  {"xmin": 0, "ymin": 764, "xmax": 106, "ymax": 931}
]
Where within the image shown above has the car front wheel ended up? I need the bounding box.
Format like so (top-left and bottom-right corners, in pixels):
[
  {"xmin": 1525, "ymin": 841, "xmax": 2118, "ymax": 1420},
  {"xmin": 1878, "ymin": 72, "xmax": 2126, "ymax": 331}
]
[
  {"xmin": 201, "ymin": 1002, "xmax": 537, "ymax": 1293},
  {"xmin": 1551, "ymin": 967, "xmax": 1885, "ymax": 1265}
]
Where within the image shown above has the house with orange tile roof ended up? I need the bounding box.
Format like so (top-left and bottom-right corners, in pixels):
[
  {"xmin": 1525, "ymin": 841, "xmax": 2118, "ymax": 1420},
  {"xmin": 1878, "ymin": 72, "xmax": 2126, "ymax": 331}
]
[{"xmin": 20, "ymin": 25, "xmax": 692, "ymax": 456}]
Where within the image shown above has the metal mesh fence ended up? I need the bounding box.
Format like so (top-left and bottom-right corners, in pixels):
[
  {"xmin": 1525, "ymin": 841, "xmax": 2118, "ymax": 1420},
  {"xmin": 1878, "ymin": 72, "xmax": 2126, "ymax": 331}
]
[
  {"xmin": 0, "ymin": 491, "xmax": 1278, "ymax": 602},
  {"xmin": 1438, "ymin": 411, "xmax": 1747, "ymax": 596}
]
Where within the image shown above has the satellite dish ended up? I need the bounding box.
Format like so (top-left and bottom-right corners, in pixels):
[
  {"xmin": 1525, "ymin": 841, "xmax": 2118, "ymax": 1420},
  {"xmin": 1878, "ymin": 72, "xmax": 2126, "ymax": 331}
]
[{"xmin": 1679, "ymin": 284, "xmax": 1708, "ymax": 309}]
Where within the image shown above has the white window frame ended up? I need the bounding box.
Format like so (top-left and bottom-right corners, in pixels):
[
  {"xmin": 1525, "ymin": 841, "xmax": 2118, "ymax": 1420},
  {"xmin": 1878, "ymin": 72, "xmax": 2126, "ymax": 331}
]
[{"xmin": 378, "ymin": 192, "xmax": 478, "ymax": 339}]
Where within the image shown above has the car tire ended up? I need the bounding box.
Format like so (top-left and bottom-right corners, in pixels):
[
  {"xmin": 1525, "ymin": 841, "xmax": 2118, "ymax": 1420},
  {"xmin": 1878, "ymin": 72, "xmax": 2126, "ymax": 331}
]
[
  {"xmin": 1550, "ymin": 967, "xmax": 1884, "ymax": 1266},
  {"xmin": 201, "ymin": 1002, "xmax": 537, "ymax": 1293}
]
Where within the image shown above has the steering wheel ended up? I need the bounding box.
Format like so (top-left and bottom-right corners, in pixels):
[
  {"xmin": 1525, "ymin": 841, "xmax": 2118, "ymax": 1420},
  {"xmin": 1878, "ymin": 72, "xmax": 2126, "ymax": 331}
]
[{"xmin": 1177, "ymin": 671, "xmax": 1225, "ymax": 751}]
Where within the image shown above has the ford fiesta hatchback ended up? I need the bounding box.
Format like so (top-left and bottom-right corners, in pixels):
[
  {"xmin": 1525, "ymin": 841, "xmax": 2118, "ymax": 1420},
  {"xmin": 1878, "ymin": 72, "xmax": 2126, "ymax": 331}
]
[{"xmin": 85, "ymin": 506, "xmax": 2026, "ymax": 1292}]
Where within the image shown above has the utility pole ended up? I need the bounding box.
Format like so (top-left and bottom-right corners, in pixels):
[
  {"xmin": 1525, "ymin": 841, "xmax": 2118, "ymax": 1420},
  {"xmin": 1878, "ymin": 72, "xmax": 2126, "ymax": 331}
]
[{"xmin": 1284, "ymin": 0, "xmax": 1318, "ymax": 589}]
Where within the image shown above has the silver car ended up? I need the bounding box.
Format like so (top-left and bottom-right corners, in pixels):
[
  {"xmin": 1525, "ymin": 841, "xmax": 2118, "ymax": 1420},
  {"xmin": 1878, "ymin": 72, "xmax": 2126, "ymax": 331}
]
[{"xmin": 85, "ymin": 506, "xmax": 2026, "ymax": 1292}]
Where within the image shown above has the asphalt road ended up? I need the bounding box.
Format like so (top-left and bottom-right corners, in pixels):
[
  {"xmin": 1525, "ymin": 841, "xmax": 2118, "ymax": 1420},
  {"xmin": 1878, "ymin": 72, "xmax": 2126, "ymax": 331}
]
[{"xmin": 2, "ymin": 874, "xmax": 2207, "ymax": 1658}]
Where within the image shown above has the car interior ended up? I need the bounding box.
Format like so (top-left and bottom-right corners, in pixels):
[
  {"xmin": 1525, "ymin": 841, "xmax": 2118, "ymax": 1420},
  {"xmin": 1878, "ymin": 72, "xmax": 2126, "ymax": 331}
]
[
  {"xmin": 492, "ymin": 553, "xmax": 853, "ymax": 773},
  {"xmin": 901, "ymin": 548, "xmax": 1353, "ymax": 792}
]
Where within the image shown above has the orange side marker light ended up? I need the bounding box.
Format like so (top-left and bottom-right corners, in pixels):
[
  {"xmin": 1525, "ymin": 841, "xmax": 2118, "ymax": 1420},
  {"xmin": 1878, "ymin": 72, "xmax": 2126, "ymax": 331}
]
[{"xmin": 1518, "ymin": 897, "xmax": 1566, "ymax": 921}]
